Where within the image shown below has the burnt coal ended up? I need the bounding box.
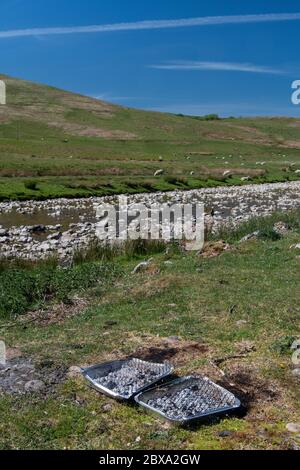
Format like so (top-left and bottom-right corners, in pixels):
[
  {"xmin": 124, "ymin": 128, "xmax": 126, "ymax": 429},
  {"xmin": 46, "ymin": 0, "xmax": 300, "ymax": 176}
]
[
  {"xmin": 142, "ymin": 376, "xmax": 239, "ymax": 421},
  {"xmin": 92, "ymin": 359, "xmax": 170, "ymax": 399}
]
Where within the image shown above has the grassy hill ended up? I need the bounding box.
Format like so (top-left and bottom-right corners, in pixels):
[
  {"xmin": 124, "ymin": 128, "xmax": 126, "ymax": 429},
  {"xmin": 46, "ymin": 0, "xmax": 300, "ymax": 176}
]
[{"xmin": 1, "ymin": 74, "xmax": 300, "ymax": 200}]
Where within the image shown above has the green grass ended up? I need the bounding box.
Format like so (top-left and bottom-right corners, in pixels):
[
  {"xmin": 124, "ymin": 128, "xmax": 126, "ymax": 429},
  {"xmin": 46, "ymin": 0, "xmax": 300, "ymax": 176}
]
[
  {"xmin": 0, "ymin": 74, "xmax": 300, "ymax": 200},
  {"xmin": 212, "ymin": 210, "xmax": 300, "ymax": 243},
  {"xmin": 0, "ymin": 258, "xmax": 120, "ymax": 319},
  {"xmin": 0, "ymin": 214, "xmax": 299, "ymax": 449}
]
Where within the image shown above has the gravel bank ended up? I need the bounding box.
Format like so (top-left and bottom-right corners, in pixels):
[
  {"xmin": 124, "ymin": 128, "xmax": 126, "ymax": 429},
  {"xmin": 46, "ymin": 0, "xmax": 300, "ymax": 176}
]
[{"xmin": 0, "ymin": 181, "xmax": 299, "ymax": 260}]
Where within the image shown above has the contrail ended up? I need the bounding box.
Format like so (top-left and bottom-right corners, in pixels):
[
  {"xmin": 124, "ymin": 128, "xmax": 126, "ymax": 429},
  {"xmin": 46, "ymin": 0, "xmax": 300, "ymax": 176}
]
[
  {"xmin": 150, "ymin": 61, "xmax": 284, "ymax": 74},
  {"xmin": 0, "ymin": 12, "xmax": 300, "ymax": 39}
]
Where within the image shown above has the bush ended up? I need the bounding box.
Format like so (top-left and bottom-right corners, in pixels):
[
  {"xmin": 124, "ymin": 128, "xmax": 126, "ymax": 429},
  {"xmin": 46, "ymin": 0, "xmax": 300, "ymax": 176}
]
[
  {"xmin": 24, "ymin": 180, "xmax": 38, "ymax": 191},
  {"xmin": 257, "ymin": 228, "xmax": 281, "ymax": 241},
  {"xmin": 203, "ymin": 114, "xmax": 220, "ymax": 121},
  {"xmin": 192, "ymin": 114, "xmax": 220, "ymax": 121},
  {"xmin": 164, "ymin": 176, "xmax": 188, "ymax": 187}
]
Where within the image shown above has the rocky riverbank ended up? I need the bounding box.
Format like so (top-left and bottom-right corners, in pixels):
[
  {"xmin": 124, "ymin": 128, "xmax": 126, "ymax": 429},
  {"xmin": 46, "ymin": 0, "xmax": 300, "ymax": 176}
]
[{"xmin": 0, "ymin": 181, "xmax": 300, "ymax": 260}]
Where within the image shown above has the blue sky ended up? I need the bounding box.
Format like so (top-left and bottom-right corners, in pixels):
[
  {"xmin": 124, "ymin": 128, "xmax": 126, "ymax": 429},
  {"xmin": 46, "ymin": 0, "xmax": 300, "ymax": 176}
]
[{"xmin": 1, "ymin": 0, "xmax": 300, "ymax": 116}]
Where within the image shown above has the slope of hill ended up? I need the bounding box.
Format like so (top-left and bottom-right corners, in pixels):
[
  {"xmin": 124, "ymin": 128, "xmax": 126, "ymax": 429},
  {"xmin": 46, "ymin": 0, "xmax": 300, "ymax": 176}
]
[{"xmin": 0, "ymin": 74, "xmax": 300, "ymax": 200}]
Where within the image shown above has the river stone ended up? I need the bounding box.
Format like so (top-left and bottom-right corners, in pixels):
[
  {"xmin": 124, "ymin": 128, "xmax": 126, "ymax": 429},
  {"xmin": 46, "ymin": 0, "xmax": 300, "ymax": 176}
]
[
  {"xmin": 31, "ymin": 224, "xmax": 46, "ymax": 233},
  {"xmin": 47, "ymin": 232, "xmax": 62, "ymax": 240}
]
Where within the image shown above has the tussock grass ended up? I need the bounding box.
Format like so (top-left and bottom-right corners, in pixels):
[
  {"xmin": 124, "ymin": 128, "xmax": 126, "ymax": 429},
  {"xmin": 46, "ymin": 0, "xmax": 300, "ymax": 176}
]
[
  {"xmin": 212, "ymin": 210, "xmax": 300, "ymax": 243},
  {"xmin": 73, "ymin": 239, "xmax": 167, "ymax": 264}
]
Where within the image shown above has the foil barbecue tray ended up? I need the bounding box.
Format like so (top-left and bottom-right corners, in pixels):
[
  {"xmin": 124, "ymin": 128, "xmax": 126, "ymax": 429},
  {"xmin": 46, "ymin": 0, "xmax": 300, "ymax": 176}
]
[
  {"xmin": 81, "ymin": 358, "xmax": 173, "ymax": 401},
  {"xmin": 135, "ymin": 375, "xmax": 241, "ymax": 424}
]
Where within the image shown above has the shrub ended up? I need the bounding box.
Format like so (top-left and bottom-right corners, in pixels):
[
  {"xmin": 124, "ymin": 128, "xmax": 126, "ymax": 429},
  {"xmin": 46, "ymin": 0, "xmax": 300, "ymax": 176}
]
[
  {"xmin": 24, "ymin": 180, "xmax": 38, "ymax": 191},
  {"xmin": 203, "ymin": 114, "xmax": 220, "ymax": 121},
  {"xmin": 257, "ymin": 228, "xmax": 281, "ymax": 241}
]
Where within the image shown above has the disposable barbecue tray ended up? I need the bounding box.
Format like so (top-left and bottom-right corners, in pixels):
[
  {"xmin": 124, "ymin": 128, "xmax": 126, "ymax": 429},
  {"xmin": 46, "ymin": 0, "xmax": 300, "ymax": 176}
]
[
  {"xmin": 81, "ymin": 358, "xmax": 173, "ymax": 401},
  {"xmin": 135, "ymin": 375, "xmax": 241, "ymax": 424}
]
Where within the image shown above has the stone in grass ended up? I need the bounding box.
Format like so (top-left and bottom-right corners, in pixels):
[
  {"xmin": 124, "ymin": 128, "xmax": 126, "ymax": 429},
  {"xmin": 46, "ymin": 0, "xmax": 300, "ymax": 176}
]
[
  {"xmin": 102, "ymin": 403, "xmax": 113, "ymax": 412},
  {"xmin": 24, "ymin": 380, "xmax": 45, "ymax": 393},
  {"xmin": 131, "ymin": 258, "xmax": 153, "ymax": 274},
  {"xmin": 291, "ymin": 368, "xmax": 300, "ymax": 378},
  {"xmin": 286, "ymin": 423, "xmax": 300, "ymax": 433},
  {"xmin": 67, "ymin": 366, "xmax": 82, "ymax": 378},
  {"xmin": 166, "ymin": 336, "xmax": 181, "ymax": 343},
  {"xmin": 218, "ymin": 430, "xmax": 234, "ymax": 438},
  {"xmin": 273, "ymin": 221, "xmax": 289, "ymax": 236},
  {"xmin": 239, "ymin": 231, "xmax": 260, "ymax": 243}
]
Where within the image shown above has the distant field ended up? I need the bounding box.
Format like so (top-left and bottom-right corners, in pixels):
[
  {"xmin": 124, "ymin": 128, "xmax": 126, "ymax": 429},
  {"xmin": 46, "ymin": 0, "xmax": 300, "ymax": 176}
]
[{"xmin": 1, "ymin": 74, "xmax": 300, "ymax": 200}]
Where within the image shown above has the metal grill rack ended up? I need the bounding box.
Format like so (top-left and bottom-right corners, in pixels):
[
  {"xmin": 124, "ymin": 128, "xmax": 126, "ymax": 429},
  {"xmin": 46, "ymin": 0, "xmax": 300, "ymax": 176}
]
[{"xmin": 135, "ymin": 375, "xmax": 241, "ymax": 423}]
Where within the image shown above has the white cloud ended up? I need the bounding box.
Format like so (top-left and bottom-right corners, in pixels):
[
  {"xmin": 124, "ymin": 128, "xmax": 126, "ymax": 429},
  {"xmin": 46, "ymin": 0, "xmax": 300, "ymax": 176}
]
[
  {"xmin": 1, "ymin": 12, "xmax": 300, "ymax": 39},
  {"xmin": 150, "ymin": 61, "xmax": 284, "ymax": 74},
  {"xmin": 93, "ymin": 92, "xmax": 135, "ymax": 101}
]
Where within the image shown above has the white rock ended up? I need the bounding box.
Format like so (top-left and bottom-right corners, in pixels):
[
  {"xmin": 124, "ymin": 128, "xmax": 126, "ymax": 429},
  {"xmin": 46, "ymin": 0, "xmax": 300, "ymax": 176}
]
[
  {"xmin": 286, "ymin": 423, "xmax": 300, "ymax": 433},
  {"xmin": 132, "ymin": 259, "xmax": 153, "ymax": 274},
  {"xmin": 67, "ymin": 366, "xmax": 82, "ymax": 378},
  {"xmin": 24, "ymin": 380, "xmax": 45, "ymax": 393}
]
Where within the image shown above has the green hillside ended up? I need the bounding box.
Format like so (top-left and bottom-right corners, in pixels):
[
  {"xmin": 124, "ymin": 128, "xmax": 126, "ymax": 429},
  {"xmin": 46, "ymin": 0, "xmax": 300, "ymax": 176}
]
[{"xmin": 0, "ymin": 74, "xmax": 300, "ymax": 200}]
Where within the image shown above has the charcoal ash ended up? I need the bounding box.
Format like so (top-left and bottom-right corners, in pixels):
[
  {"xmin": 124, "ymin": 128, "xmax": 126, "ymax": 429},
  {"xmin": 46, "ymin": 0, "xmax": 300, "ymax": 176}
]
[
  {"xmin": 93, "ymin": 359, "xmax": 168, "ymax": 398},
  {"xmin": 0, "ymin": 358, "xmax": 66, "ymax": 396},
  {"xmin": 145, "ymin": 377, "xmax": 238, "ymax": 420}
]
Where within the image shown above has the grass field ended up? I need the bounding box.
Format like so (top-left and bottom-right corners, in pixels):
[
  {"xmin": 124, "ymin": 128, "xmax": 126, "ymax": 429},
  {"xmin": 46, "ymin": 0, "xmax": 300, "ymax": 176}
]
[
  {"xmin": 0, "ymin": 213, "xmax": 299, "ymax": 450},
  {"xmin": 1, "ymin": 74, "xmax": 300, "ymax": 200}
]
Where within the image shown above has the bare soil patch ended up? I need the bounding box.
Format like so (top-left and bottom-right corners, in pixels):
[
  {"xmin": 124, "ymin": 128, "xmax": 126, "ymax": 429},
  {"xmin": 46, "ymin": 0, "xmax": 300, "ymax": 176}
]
[
  {"xmin": 131, "ymin": 336, "xmax": 209, "ymax": 366},
  {"xmin": 0, "ymin": 357, "xmax": 67, "ymax": 396},
  {"xmin": 21, "ymin": 296, "xmax": 88, "ymax": 327},
  {"xmin": 218, "ymin": 365, "xmax": 280, "ymax": 411}
]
